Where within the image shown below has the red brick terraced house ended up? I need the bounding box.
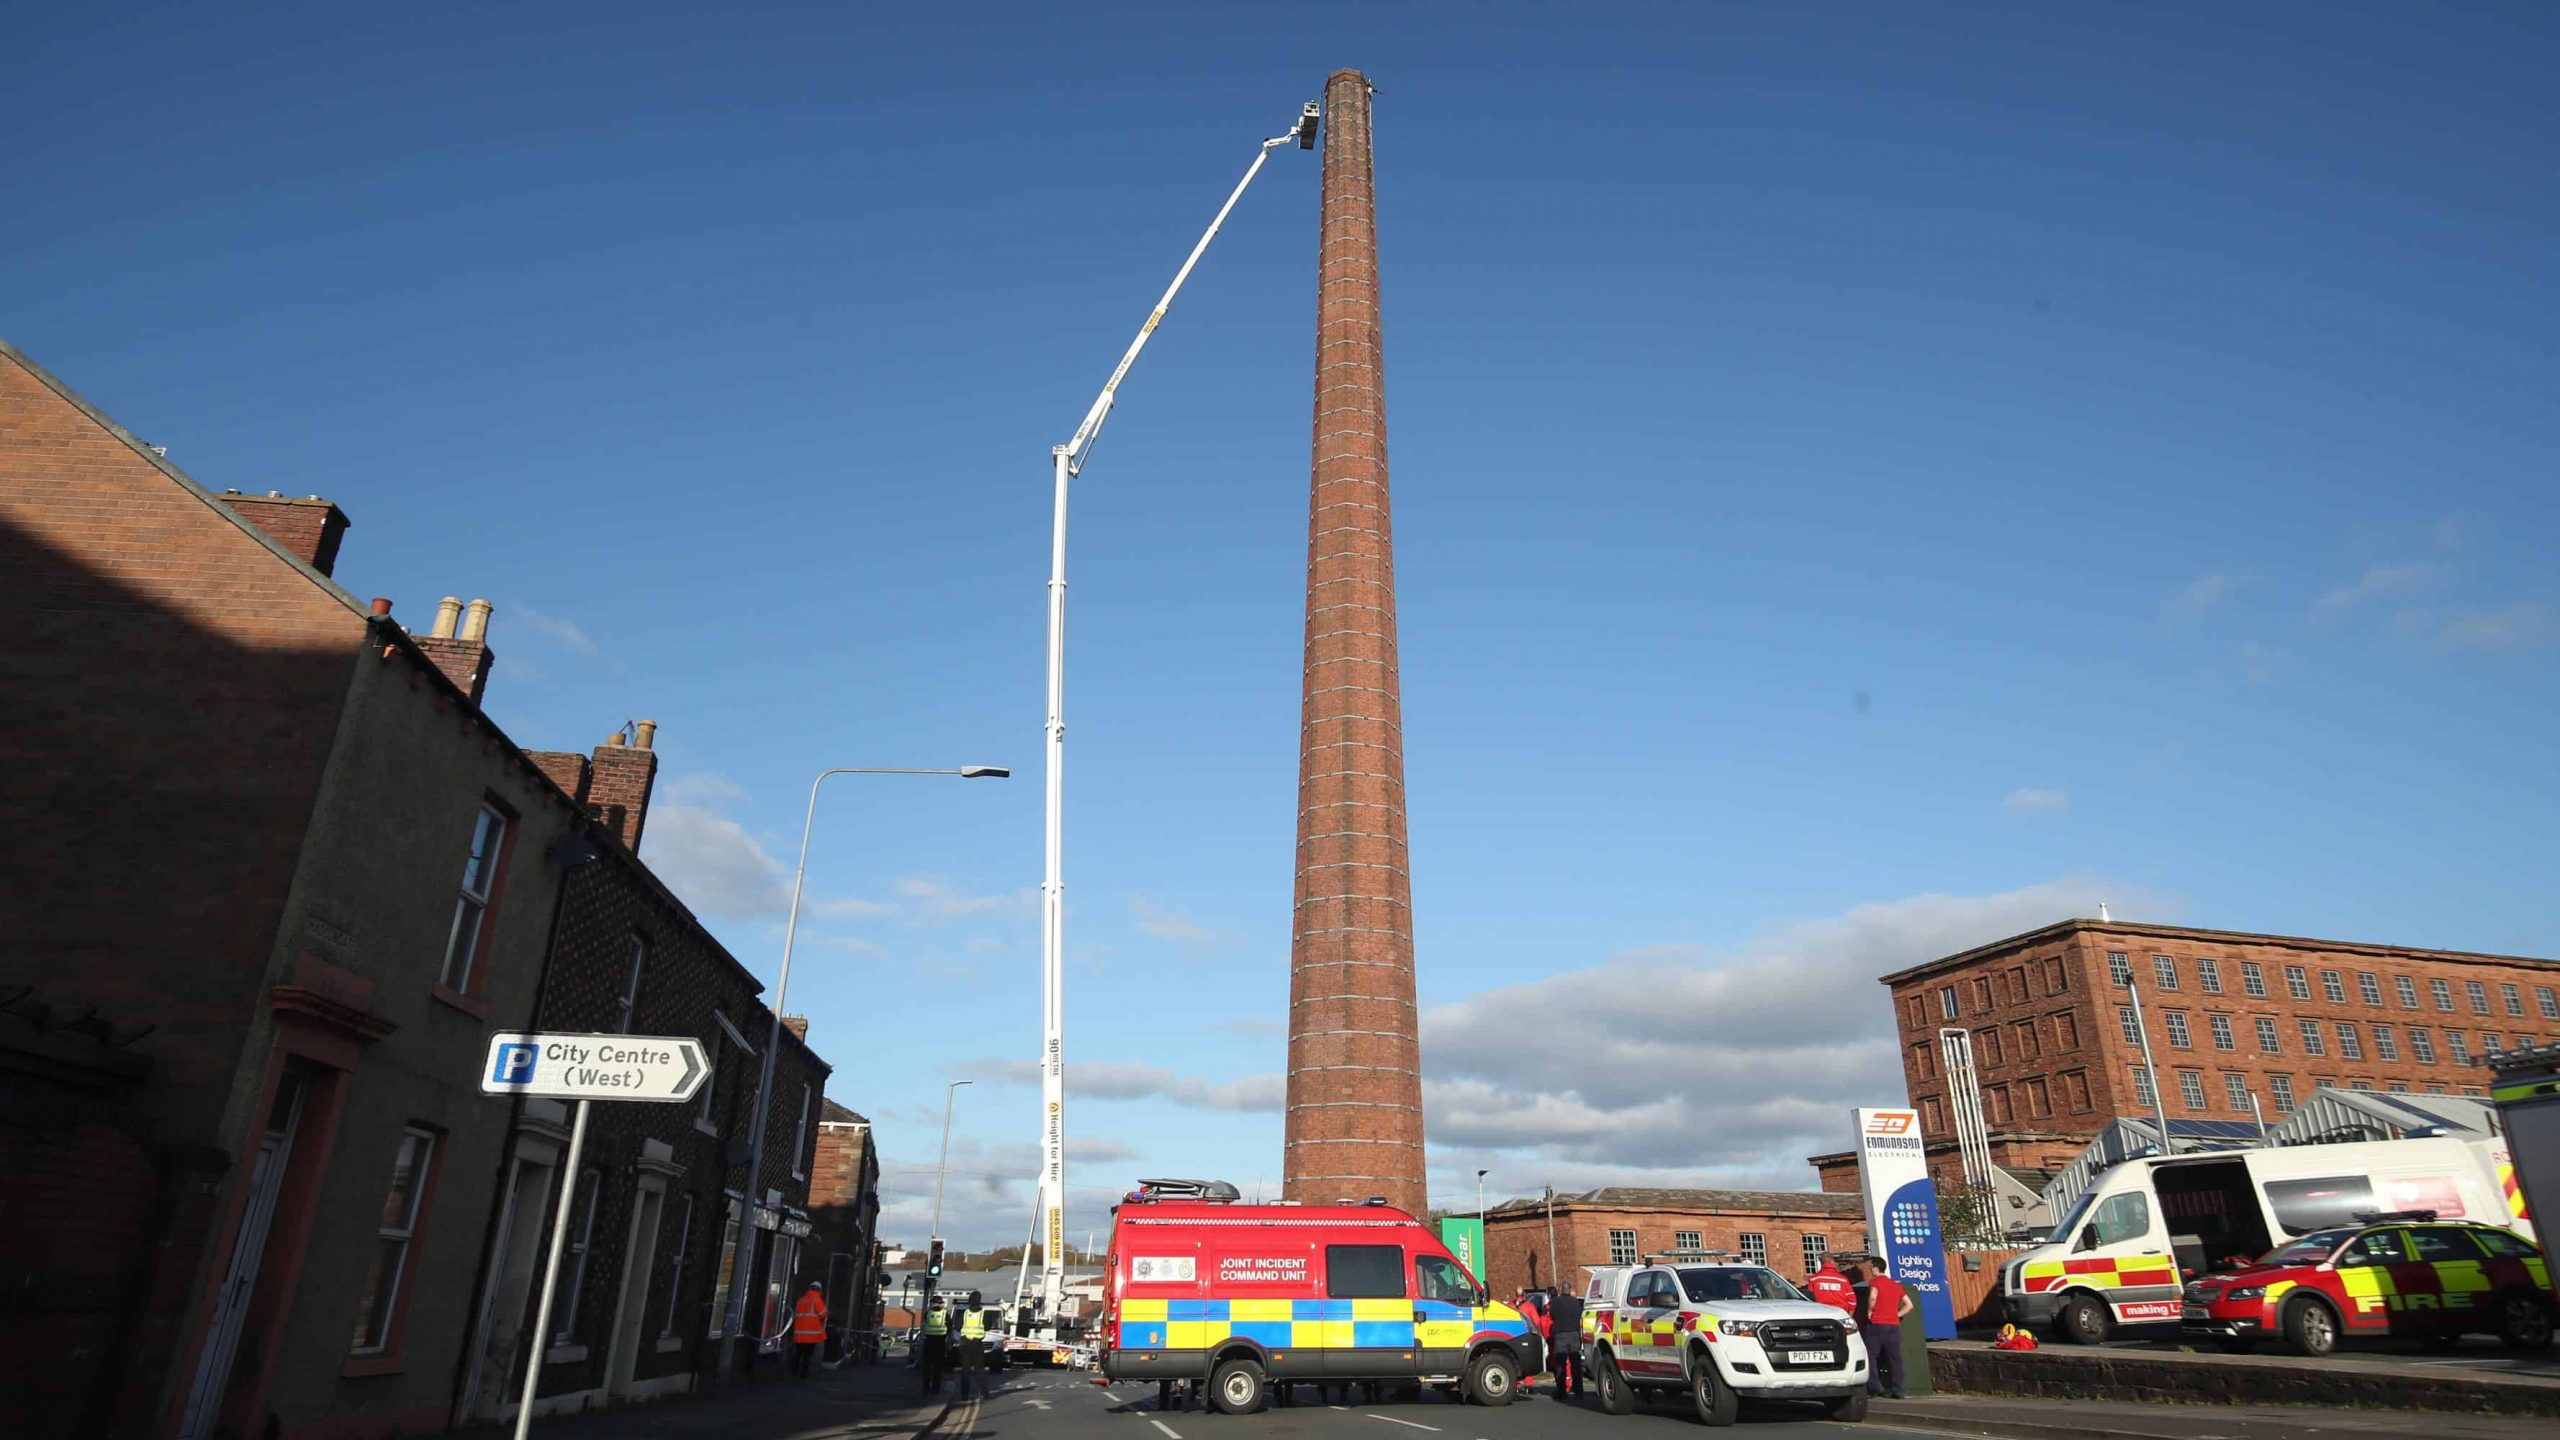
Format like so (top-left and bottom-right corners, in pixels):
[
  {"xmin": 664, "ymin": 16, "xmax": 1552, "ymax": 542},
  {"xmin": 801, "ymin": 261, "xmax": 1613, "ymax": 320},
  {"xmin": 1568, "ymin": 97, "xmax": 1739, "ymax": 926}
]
[{"xmin": 0, "ymin": 339, "xmax": 832, "ymax": 1439}]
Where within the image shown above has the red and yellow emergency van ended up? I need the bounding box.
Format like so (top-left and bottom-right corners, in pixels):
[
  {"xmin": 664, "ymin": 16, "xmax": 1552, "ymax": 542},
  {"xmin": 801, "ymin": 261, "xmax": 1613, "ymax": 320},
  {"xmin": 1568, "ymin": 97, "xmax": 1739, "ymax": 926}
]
[{"xmin": 1096, "ymin": 1185, "xmax": 1542, "ymax": 1415}]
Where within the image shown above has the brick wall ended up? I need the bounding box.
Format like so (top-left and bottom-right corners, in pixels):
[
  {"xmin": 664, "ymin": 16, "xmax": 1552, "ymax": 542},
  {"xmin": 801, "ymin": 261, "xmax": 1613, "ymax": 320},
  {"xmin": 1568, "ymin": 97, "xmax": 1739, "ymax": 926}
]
[
  {"xmin": 214, "ymin": 492, "xmax": 349, "ymax": 576},
  {"xmin": 1482, "ymin": 1199, "xmax": 1866, "ymax": 1296},
  {"xmin": 1888, "ymin": 922, "xmax": 2560, "ymax": 1141}
]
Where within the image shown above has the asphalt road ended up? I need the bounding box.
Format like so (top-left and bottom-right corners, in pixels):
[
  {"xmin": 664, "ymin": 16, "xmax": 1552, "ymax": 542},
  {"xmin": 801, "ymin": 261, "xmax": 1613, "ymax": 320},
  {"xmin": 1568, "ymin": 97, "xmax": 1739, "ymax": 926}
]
[{"xmin": 948, "ymin": 1372, "xmax": 1946, "ymax": 1440}]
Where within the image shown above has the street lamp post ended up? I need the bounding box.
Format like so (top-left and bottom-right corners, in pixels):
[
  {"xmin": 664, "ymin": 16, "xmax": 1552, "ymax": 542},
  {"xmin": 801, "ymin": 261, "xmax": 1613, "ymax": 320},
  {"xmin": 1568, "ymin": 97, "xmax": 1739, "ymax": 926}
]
[
  {"xmin": 930, "ymin": 1079, "xmax": 973, "ymax": 1239},
  {"xmin": 718, "ymin": 764, "xmax": 1008, "ymax": 1371}
]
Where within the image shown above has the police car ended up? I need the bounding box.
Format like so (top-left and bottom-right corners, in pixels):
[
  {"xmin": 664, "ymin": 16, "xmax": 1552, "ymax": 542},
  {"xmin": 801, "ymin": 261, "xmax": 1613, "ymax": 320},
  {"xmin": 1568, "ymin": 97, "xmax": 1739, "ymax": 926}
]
[{"xmin": 2180, "ymin": 1211, "xmax": 2555, "ymax": 1356}]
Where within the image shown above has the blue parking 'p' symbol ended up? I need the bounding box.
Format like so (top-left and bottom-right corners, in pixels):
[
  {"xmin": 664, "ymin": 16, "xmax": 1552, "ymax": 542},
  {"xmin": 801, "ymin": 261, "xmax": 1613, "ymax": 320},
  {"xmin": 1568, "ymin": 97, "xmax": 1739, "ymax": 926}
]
[{"xmin": 492, "ymin": 1042, "xmax": 538, "ymax": 1086}]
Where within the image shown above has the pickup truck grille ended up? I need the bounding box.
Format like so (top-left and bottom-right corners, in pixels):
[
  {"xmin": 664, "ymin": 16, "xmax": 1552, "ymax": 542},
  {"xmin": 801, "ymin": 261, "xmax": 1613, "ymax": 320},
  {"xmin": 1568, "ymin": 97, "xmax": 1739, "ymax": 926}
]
[{"xmin": 1757, "ymin": 1319, "xmax": 1845, "ymax": 1371}]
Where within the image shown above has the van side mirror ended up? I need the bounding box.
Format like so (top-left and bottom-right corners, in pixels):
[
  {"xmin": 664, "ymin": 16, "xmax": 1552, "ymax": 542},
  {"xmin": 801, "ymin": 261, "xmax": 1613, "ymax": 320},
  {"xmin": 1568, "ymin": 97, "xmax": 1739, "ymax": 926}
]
[{"xmin": 2073, "ymin": 1227, "xmax": 2099, "ymax": 1253}]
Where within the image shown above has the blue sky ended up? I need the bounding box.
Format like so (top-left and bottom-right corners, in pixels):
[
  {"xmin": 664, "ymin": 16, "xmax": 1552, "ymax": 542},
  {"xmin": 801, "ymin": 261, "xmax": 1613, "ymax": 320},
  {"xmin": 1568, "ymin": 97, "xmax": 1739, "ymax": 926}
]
[{"xmin": 8, "ymin": 1, "xmax": 2555, "ymax": 1248}]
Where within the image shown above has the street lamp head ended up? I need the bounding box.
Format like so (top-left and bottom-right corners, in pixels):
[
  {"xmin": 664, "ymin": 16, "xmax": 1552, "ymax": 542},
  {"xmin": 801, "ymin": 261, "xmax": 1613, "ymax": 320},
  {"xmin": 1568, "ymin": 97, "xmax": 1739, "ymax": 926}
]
[
  {"xmin": 1477, "ymin": 1168, "xmax": 1489, "ymax": 1180},
  {"xmin": 960, "ymin": 766, "xmax": 1011, "ymax": 779}
]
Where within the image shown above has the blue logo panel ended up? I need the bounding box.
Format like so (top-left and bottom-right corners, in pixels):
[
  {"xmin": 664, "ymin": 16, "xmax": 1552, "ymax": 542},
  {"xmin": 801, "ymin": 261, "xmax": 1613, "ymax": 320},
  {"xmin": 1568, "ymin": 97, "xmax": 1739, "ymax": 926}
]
[
  {"xmin": 1881, "ymin": 1175, "xmax": 1957, "ymax": 1339},
  {"xmin": 490, "ymin": 1042, "xmax": 537, "ymax": 1086}
]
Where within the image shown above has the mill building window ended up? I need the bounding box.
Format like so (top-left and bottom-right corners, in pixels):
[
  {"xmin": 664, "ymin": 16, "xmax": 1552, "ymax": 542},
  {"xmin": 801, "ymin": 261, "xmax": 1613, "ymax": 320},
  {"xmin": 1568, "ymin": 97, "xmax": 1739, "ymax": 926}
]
[
  {"xmin": 2208, "ymin": 1014, "xmax": 2235, "ymax": 1050},
  {"xmin": 2431, "ymin": 979, "xmax": 2455, "ymax": 1011},
  {"xmin": 2153, "ymin": 956, "xmax": 2179, "ymax": 990},
  {"xmin": 2321, "ymin": 970, "xmax": 2347, "ymax": 1004},
  {"xmin": 2196, "ymin": 958, "xmax": 2223, "ymax": 993},
  {"xmin": 2466, "ymin": 981, "xmax": 2490, "ymax": 1014},
  {"xmin": 2283, "ymin": 966, "xmax": 2310, "ymax": 1000},
  {"xmin": 2269, "ymin": 1075, "xmax": 2296, "ymax": 1111},
  {"xmin": 1939, "ymin": 986, "xmax": 1959, "ymax": 1021},
  {"xmin": 2538, "ymin": 987, "xmax": 2559, "ymax": 1021},
  {"xmin": 2118, "ymin": 1007, "xmax": 2143, "ymax": 1046},
  {"xmin": 2501, "ymin": 984, "xmax": 2524, "ymax": 1017},
  {"xmin": 2298, "ymin": 1020, "xmax": 2326, "ymax": 1056},
  {"xmin": 2448, "ymin": 1032, "xmax": 2472, "ymax": 1065},
  {"xmin": 1608, "ymin": 1230, "xmax": 1638, "ymax": 1266},
  {"xmin": 2255, "ymin": 1017, "xmax": 2281, "ymax": 1054},
  {"xmin": 2223, "ymin": 1074, "xmax": 2250, "ymax": 1111},
  {"xmin": 2108, "ymin": 953, "xmax": 2132, "ymax": 987},
  {"xmin": 2410, "ymin": 1028, "xmax": 2437, "ymax": 1064},
  {"xmin": 2336, "ymin": 1023, "xmax": 2363, "ymax": 1060},
  {"xmin": 2164, "ymin": 1013, "xmax": 2191, "ymax": 1048},
  {"xmin": 2397, "ymin": 976, "xmax": 2420, "ymax": 1009},
  {"xmin": 2178, "ymin": 1071, "xmax": 2206, "ymax": 1110},
  {"xmin": 2240, "ymin": 963, "xmax": 2267, "ymax": 998},
  {"xmin": 2373, "ymin": 1025, "xmax": 2399, "ymax": 1061},
  {"xmin": 2358, "ymin": 972, "xmax": 2382, "ymax": 1006},
  {"xmin": 2131, "ymin": 1067, "xmax": 2157, "ymax": 1108}
]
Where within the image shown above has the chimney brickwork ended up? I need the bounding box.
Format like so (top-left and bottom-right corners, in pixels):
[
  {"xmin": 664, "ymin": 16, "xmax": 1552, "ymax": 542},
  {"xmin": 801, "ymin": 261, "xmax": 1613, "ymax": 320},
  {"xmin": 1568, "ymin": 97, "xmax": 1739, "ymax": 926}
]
[
  {"xmin": 413, "ymin": 594, "xmax": 494, "ymax": 703},
  {"xmin": 526, "ymin": 750, "xmax": 593, "ymax": 804},
  {"xmin": 589, "ymin": 720, "xmax": 659, "ymax": 853},
  {"xmin": 1283, "ymin": 69, "xmax": 1428, "ymax": 1218},
  {"xmin": 215, "ymin": 491, "xmax": 350, "ymax": 576}
]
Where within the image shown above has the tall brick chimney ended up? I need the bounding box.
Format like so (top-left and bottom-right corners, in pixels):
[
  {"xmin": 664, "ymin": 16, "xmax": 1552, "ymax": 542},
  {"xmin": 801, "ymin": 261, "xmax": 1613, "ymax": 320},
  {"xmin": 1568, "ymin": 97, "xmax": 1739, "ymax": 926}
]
[
  {"xmin": 589, "ymin": 719, "xmax": 659, "ymax": 853},
  {"xmin": 217, "ymin": 490, "xmax": 351, "ymax": 576},
  {"xmin": 1283, "ymin": 69, "xmax": 1428, "ymax": 1218},
  {"xmin": 414, "ymin": 595, "xmax": 495, "ymax": 704}
]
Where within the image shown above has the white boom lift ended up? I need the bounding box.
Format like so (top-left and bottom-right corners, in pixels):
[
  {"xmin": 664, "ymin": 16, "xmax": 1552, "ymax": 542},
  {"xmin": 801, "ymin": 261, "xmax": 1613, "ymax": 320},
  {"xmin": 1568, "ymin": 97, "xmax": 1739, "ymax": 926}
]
[{"xmin": 1012, "ymin": 98, "xmax": 1319, "ymax": 1340}]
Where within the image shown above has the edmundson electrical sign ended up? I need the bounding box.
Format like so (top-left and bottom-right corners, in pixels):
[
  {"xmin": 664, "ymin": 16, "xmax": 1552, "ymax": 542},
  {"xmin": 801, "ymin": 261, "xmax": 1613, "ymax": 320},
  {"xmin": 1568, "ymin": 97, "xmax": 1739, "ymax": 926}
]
[{"xmin": 1853, "ymin": 1107, "xmax": 1957, "ymax": 1339}]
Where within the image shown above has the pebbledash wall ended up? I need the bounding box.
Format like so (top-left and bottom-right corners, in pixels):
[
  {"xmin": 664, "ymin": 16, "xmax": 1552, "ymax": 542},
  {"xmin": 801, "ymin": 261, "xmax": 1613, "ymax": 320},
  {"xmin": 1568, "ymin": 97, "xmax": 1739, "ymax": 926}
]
[
  {"xmin": 1477, "ymin": 1188, "xmax": 1867, "ymax": 1297},
  {"xmin": 1853, "ymin": 918, "xmax": 2560, "ymax": 1190},
  {"xmin": 0, "ymin": 338, "xmax": 834, "ymax": 1439}
]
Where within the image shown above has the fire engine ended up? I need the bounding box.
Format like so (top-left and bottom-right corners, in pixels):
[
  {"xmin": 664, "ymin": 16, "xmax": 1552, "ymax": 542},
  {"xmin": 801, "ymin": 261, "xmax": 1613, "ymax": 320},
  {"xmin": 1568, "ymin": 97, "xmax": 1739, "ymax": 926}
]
[{"xmin": 1094, "ymin": 1180, "xmax": 1542, "ymax": 1414}]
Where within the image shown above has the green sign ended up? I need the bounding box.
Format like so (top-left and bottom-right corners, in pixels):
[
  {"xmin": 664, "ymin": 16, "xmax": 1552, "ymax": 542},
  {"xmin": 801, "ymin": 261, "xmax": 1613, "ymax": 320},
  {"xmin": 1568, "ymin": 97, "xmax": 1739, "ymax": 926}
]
[{"xmin": 1440, "ymin": 1217, "xmax": 1486, "ymax": 1280}]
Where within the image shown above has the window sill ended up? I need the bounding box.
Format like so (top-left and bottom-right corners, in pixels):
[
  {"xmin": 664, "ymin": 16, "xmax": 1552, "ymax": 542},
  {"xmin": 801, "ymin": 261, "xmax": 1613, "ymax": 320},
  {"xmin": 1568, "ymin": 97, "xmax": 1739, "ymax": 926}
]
[
  {"xmin": 545, "ymin": 1344, "xmax": 589, "ymax": 1365},
  {"xmin": 655, "ymin": 1337, "xmax": 686, "ymax": 1354},
  {"xmin": 430, "ymin": 984, "xmax": 490, "ymax": 1021},
  {"xmin": 341, "ymin": 1353, "xmax": 405, "ymax": 1378}
]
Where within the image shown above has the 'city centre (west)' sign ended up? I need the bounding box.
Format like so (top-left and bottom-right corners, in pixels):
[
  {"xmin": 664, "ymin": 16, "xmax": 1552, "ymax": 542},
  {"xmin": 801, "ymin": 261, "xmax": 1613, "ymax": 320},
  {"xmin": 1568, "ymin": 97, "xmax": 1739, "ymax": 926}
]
[{"xmin": 481, "ymin": 1032, "xmax": 707, "ymax": 1103}]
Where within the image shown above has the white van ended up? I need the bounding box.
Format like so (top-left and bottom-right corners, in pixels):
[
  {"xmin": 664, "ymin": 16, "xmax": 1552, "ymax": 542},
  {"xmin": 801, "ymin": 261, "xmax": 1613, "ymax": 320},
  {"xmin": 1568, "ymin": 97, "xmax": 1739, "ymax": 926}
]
[{"xmin": 2003, "ymin": 1135, "xmax": 2529, "ymax": 1342}]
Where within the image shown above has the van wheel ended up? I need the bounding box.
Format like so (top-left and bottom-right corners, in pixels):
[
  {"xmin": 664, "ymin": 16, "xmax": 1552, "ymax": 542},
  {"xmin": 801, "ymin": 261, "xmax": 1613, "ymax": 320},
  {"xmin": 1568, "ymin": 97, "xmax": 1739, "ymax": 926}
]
[
  {"xmin": 1465, "ymin": 1350, "xmax": 1518, "ymax": 1406},
  {"xmin": 2057, "ymin": 1294, "xmax": 2111, "ymax": 1345},
  {"xmin": 1594, "ymin": 1352, "xmax": 1635, "ymax": 1416},
  {"xmin": 1209, "ymin": 1356, "xmax": 1267, "ymax": 1415},
  {"xmin": 1689, "ymin": 1358, "xmax": 1739, "ymax": 1428},
  {"xmin": 1822, "ymin": 1390, "xmax": 1870, "ymax": 1423},
  {"xmin": 2498, "ymin": 1294, "xmax": 2555, "ymax": 1351},
  {"xmin": 2283, "ymin": 1297, "xmax": 2340, "ymax": 1358}
]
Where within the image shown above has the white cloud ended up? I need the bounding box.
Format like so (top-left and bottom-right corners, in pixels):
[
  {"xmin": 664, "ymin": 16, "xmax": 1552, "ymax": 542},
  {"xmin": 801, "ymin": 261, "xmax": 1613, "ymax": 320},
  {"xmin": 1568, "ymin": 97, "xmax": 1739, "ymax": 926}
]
[
  {"xmin": 2000, "ymin": 787, "xmax": 2069, "ymax": 815},
  {"xmin": 661, "ymin": 772, "xmax": 747, "ymax": 805},
  {"xmin": 2162, "ymin": 573, "xmax": 2237, "ymax": 621},
  {"xmin": 2435, "ymin": 603, "xmax": 2558, "ymax": 653},
  {"xmin": 811, "ymin": 896, "xmax": 896, "ymax": 919},
  {"xmin": 644, "ymin": 804, "xmax": 791, "ymax": 918},
  {"xmin": 1132, "ymin": 896, "xmax": 1228, "ymax": 949},
  {"xmin": 1213, "ymin": 1017, "xmax": 1285, "ymax": 1039},
  {"xmin": 2317, "ymin": 561, "xmax": 2435, "ymax": 614},
  {"xmin": 1068, "ymin": 1136, "xmax": 1139, "ymax": 1163},
  {"xmin": 893, "ymin": 874, "xmax": 1034, "ymax": 921},
  {"xmin": 508, "ymin": 601, "xmax": 600, "ymax": 655},
  {"xmin": 1414, "ymin": 877, "xmax": 2167, "ymax": 1183},
  {"xmin": 958, "ymin": 1057, "xmax": 1284, "ymax": 1113}
]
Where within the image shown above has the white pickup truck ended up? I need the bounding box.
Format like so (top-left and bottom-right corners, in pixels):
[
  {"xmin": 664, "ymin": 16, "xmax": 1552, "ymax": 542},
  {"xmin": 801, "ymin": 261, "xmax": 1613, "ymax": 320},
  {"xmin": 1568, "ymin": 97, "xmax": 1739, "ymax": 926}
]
[{"xmin": 1578, "ymin": 1261, "xmax": 1869, "ymax": 1426}]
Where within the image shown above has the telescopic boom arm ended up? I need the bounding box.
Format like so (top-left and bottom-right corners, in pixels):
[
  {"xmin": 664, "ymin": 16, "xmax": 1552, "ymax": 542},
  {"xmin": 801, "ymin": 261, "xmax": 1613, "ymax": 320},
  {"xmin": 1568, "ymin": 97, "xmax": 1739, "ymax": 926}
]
[{"xmin": 1029, "ymin": 98, "xmax": 1317, "ymax": 1338}]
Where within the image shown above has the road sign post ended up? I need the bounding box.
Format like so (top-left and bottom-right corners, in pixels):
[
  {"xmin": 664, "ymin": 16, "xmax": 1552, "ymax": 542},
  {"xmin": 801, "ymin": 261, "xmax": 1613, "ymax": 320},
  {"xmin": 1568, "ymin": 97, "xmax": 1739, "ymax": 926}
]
[{"xmin": 483, "ymin": 1033, "xmax": 709, "ymax": 1438}]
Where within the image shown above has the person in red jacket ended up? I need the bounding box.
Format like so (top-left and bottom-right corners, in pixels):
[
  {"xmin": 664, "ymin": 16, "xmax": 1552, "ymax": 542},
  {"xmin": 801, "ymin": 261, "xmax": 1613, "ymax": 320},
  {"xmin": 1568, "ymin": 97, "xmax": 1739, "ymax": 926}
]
[
  {"xmin": 1805, "ymin": 1258, "xmax": 1856, "ymax": 1316},
  {"xmin": 1847, "ymin": 1260, "xmax": 1914, "ymax": 1400}
]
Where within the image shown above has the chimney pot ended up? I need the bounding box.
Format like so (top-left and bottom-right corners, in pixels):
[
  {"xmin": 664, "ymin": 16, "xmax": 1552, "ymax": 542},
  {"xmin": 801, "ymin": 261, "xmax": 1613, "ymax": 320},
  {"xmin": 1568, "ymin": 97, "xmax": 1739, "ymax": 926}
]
[
  {"xmin": 635, "ymin": 719, "xmax": 657, "ymax": 751},
  {"xmin": 370, "ymin": 597, "xmax": 394, "ymax": 616},
  {"xmin": 266, "ymin": 490, "xmax": 282, "ymax": 498},
  {"xmin": 460, "ymin": 598, "xmax": 493, "ymax": 643},
  {"xmin": 431, "ymin": 597, "xmax": 463, "ymax": 639}
]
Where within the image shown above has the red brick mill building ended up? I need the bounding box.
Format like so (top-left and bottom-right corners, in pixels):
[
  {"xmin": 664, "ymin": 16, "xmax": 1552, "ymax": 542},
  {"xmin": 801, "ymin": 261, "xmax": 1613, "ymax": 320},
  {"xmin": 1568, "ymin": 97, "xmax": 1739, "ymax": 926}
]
[{"xmin": 0, "ymin": 339, "xmax": 860, "ymax": 1438}]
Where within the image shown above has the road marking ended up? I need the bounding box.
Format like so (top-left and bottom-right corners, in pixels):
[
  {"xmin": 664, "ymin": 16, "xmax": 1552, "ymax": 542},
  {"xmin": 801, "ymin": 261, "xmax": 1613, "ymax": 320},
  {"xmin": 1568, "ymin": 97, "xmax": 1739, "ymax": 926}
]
[
  {"xmin": 1150, "ymin": 1421, "xmax": 1184, "ymax": 1439},
  {"xmin": 1370, "ymin": 1418, "xmax": 1440, "ymax": 1432}
]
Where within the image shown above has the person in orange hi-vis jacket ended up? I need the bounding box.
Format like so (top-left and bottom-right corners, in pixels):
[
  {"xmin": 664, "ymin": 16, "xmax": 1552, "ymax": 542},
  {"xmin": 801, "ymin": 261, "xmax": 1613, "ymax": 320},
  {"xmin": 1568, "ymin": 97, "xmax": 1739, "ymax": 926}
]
[{"xmin": 791, "ymin": 1283, "xmax": 828, "ymax": 1379}]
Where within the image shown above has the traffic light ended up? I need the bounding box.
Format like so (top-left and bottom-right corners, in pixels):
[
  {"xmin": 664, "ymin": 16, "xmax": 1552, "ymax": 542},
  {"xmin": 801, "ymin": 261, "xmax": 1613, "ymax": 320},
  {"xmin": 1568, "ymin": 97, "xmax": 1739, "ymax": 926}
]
[{"xmin": 927, "ymin": 1239, "xmax": 945, "ymax": 1278}]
